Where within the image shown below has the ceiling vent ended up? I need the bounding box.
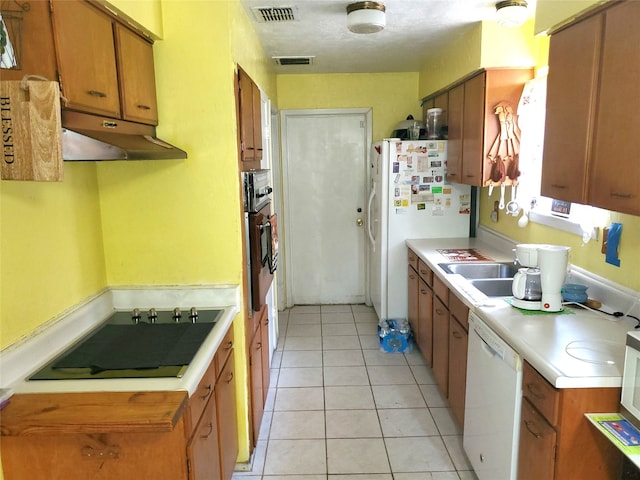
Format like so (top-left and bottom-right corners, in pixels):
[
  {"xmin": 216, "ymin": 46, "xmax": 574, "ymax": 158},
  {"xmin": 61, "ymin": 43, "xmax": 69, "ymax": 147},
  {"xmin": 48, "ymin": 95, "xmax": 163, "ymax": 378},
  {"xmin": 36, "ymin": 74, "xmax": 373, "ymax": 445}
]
[
  {"xmin": 273, "ymin": 56, "xmax": 314, "ymax": 66},
  {"xmin": 252, "ymin": 6, "xmax": 298, "ymax": 23}
]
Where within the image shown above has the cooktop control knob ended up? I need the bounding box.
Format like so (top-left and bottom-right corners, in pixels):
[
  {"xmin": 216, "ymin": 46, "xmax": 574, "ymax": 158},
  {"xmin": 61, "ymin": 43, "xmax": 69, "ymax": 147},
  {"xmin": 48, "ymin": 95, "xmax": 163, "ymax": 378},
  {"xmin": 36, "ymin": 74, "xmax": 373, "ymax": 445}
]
[
  {"xmin": 148, "ymin": 308, "xmax": 157, "ymax": 323},
  {"xmin": 189, "ymin": 307, "xmax": 198, "ymax": 323},
  {"xmin": 173, "ymin": 307, "xmax": 182, "ymax": 322},
  {"xmin": 132, "ymin": 308, "xmax": 141, "ymax": 324}
]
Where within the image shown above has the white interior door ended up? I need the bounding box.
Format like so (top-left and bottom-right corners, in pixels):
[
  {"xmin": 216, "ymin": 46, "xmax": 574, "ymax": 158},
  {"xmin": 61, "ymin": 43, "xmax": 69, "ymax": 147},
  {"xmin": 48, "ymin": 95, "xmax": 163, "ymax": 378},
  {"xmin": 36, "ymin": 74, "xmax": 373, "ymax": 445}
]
[{"xmin": 281, "ymin": 109, "xmax": 371, "ymax": 306}]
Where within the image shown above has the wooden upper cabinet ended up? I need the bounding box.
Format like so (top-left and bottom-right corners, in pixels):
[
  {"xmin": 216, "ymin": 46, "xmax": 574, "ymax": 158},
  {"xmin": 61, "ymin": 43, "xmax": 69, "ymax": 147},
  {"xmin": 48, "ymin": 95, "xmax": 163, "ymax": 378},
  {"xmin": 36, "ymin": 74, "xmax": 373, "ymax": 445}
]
[
  {"xmin": 50, "ymin": 0, "xmax": 159, "ymax": 126},
  {"xmin": 541, "ymin": 14, "xmax": 601, "ymax": 204},
  {"xmin": 51, "ymin": 0, "xmax": 121, "ymax": 118},
  {"xmin": 238, "ymin": 67, "xmax": 263, "ymax": 171},
  {"xmin": 461, "ymin": 73, "xmax": 486, "ymax": 185},
  {"xmin": 542, "ymin": 1, "xmax": 640, "ymax": 215},
  {"xmin": 447, "ymin": 84, "xmax": 464, "ymax": 182},
  {"xmin": 589, "ymin": 1, "xmax": 640, "ymax": 215},
  {"xmin": 115, "ymin": 24, "xmax": 159, "ymax": 125}
]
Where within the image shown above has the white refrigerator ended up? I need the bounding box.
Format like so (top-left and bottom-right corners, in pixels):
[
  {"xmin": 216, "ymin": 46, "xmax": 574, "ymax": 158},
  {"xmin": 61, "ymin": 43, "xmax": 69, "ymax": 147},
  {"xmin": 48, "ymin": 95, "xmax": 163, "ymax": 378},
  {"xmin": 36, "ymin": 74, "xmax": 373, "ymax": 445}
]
[{"xmin": 367, "ymin": 139, "xmax": 472, "ymax": 321}]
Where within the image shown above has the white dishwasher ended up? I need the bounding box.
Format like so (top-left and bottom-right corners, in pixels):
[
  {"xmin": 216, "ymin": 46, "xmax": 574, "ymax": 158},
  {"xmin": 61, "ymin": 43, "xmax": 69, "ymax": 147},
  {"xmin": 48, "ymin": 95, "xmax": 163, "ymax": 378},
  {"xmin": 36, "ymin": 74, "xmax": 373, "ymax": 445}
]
[{"xmin": 463, "ymin": 313, "xmax": 523, "ymax": 480}]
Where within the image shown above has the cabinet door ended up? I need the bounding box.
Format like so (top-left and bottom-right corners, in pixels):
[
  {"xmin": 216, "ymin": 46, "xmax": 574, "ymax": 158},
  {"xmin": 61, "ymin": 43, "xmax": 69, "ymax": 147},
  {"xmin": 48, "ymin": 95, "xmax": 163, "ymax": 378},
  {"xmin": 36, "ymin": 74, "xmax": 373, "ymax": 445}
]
[
  {"xmin": 461, "ymin": 73, "xmax": 486, "ymax": 186},
  {"xmin": 407, "ymin": 265, "xmax": 419, "ymax": 338},
  {"xmin": 518, "ymin": 398, "xmax": 557, "ymax": 480},
  {"xmin": 447, "ymin": 317, "xmax": 468, "ymax": 429},
  {"xmin": 260, "ymin": 306, "xmax": 271, "ymax": 404},
  {"xmin": 115, "ymin": 24, "xmax": 158, "ymax": 125},
  {"xmin": 417, "ymin": 278, "xmax": 433, "ymax": 367},
  {"xmin": 51, "ymin": 0, "xmax": 120, "ymax": 118},
  {"xmin": 432, "ymin": 297, "xmax": 449, "ymax": 397},
  {"xmin": 589, "ymin": 1, "xmax": 640, "ymax": 215},
  {"xmin": 238, "ymin": 68, "xmax": 261, "ymax": 171},
  {"xmin": 541, "ymin": 14, "xmax": 601, "ymax": 203},
  {"xmin": 252, "ymin": 81, "xmax": 263, "ymax": 162},
  {"xmin": 216, "ymin": 355, "xmax": 238, "ymax": 480},
  {"xmin": 249, "ymin": 324, "xmax": 264, "ymax": 447},
  {"xmin": 433, "ymin": 92, "xmax": 449, "ymax": 130},
  {"xmin": 187, "ymin": 395, "xmax": 221, "ymax": 480},
  {"xmin": 446, "ymin": 84, "xmax": 464, "ymax": 183}
]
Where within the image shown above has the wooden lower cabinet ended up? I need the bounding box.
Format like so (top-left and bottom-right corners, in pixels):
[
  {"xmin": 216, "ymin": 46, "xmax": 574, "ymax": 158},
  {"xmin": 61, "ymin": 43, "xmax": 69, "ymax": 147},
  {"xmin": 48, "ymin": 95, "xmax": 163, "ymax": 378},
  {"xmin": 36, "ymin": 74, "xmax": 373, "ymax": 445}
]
[
  {"xmin": 216, "ymin": 354, "xmax": 238, "ymax": 480},
  {"xmin": 188, "ymin": 394, "xmax": 221, "ymax": 480},
  {"xmin": 249, "ymin": 319, "xmax": 265, "ymax": 446},
  {"xmin": 432, "ymin": 296, "xmax": 450, "ymax": 397},
  {"xmin": 407, "ymin": 264, "xmax": 420, "ymax": 341},
  {"xmin": 417, "ymin": 277, "xmax": 434, "ymax": 367},
  {"xmin": 447, "ymin": 315, "xmax": 468, "ymax": 430},
  {"xmin": 1, "ymin": 326, "xmax": 238, "ymax": 480},
  {"xmin": 518, "ymin": 361, "xmax": 623, "ymax": 480},
  {"xmin": 518, "ymin": 397, "xmax": 557, "ymax": 480}
]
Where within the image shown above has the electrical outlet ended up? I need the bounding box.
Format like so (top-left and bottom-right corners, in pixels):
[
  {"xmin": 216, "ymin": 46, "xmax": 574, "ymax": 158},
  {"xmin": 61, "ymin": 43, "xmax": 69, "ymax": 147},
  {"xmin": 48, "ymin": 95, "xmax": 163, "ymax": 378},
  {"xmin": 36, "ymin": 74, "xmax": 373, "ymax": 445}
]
[{"xmin": 601, "ymin": 226, "xmax": 609, "ymax": 254}]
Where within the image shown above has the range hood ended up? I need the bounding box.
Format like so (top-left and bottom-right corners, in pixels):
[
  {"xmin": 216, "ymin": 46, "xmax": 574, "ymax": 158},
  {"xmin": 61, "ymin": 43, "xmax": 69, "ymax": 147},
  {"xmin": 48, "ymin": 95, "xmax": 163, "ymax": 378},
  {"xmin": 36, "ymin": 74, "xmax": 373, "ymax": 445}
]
[{"xmin": 61, "ymin": 111, "xmax": 187, "ymax": 161}]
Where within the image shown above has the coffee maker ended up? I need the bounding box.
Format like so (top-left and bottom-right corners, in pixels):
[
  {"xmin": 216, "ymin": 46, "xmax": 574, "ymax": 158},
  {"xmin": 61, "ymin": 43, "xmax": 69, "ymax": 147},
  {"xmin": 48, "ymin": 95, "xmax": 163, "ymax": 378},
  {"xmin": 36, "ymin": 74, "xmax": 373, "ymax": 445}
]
[{"xmin": 512, "ymin": 244, "xmax": 571, "ymax": 311}]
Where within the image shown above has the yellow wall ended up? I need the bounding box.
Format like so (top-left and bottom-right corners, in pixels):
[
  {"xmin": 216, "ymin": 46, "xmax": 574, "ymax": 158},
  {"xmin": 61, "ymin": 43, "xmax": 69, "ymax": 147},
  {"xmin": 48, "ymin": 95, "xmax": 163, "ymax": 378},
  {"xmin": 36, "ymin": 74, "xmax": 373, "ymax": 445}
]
[
  {"xmin": 534, "ymin": 0, "xmax": 604, "ymax": 34},
  {"xmin": 0, "ymin": 165, "xmax": 107, "ymax": 349},
  {"xmin": 277, "ymin": 73, "xmax": 421, "ymax": 141}
]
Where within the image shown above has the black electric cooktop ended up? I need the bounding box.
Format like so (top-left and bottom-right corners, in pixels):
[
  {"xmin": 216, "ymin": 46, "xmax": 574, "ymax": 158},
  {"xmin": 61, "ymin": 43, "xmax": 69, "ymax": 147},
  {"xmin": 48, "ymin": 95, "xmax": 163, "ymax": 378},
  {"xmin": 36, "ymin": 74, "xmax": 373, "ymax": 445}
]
[{"xmin": 29, "ymin": 308, "xmax": 223, "ymax": 381}]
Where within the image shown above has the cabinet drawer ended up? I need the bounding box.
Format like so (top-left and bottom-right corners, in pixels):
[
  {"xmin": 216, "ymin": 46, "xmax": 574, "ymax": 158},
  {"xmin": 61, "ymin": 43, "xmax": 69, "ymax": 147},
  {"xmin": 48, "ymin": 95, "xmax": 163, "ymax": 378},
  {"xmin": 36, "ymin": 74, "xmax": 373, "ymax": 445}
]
[
  {"xmin": 449, "ymin": 294, "xmax": 469, "ymax": 331},
  {"xmin": 522, "ymin": 361, "xmax": 560, "ymax": 426},
  {"xmin": 408, "ymin": 249, "xmax": 419, "ymax": 271},
  {"xmin": 215, "ymin": 326, "xmax": 234, "ymax": 379},
  {"xmin": 417, "ymin": 259, "xmax": 433, "ymax": 286},
  {"xmin": 187, "ymin": 360, "xmax": 216, "ymax": 438},
  {"xmin": 518, "ymin": 397, "xmax": 557, "ymax": 480},
  {"xmin": 433, "ymin": 275, "xmax": 449, "ymax": 306}
]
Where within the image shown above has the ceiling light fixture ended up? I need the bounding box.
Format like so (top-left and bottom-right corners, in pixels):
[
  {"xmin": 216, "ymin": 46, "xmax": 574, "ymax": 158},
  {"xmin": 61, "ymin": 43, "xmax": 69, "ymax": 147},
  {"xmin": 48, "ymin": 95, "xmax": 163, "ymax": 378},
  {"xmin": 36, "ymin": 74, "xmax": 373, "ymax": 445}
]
[
  {"xmin": 495, "ymin": 0, "xmax": 529, "ymax": 28},
  {"xmin": 346, "ymin": 1, "xmax": 386, "ymax": 34}
]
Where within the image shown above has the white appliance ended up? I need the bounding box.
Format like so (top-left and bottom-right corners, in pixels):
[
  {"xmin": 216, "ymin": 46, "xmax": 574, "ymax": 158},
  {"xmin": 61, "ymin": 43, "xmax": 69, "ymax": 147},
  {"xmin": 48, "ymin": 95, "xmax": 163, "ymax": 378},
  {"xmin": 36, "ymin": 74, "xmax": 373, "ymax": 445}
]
[
  {"xmin": 464, "ymin": 313, "xmax": 523, "ymax": 480},
  {"xmin": 367, "ymin": 139, "xmax": 472, "ymax": 321},
  {"xmin": 512, "ymin": 243, "xmax": 570, "ymax": 311}
]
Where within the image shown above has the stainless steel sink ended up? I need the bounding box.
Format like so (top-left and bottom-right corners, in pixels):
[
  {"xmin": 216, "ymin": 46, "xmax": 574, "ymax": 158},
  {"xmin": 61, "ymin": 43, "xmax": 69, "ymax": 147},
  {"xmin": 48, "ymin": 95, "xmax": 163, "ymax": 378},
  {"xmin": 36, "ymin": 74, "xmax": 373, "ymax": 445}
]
[
  {"xmin": 438, "ymin": 262, "xmax": 518, "ymax": 279},
  {"xmin": 469, "ymin": 278, "xmax": 514, "ymax": 297}
]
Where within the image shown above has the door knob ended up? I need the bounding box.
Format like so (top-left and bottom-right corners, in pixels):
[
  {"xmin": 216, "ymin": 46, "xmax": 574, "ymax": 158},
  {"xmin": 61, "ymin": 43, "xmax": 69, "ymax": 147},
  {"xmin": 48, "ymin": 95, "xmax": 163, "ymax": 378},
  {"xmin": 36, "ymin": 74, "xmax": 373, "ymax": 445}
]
[{"xmin": 356, "ymin": 218, "xmax": 364, "ymax": 226}]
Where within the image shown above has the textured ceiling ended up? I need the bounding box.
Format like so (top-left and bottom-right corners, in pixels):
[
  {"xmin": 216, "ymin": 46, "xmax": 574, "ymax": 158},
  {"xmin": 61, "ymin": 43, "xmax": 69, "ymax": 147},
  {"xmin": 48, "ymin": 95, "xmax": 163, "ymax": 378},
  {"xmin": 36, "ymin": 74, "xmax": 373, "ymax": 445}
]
[{"xmin": 240, "ymin": 0, "xmax": 537, "ymax": 74}]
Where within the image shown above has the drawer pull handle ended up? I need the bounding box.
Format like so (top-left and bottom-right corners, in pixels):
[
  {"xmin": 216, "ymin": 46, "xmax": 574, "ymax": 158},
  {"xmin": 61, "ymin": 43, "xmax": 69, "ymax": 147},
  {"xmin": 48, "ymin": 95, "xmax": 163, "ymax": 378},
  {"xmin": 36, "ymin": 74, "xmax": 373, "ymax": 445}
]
[
  {"xmin": 611, "ymin": 192, "xmax": 633, "ymax": 199},
  {"xmin": 550, "ymin": 183, "xmax": 567, "ymax": 189},
  {"xmin": 420, "ymin": 289, "xmax": 428, "ymax": 294},
  {"xmin": 200, "ymin": 384, "xmax": 212, "ymax": 400},
  {"xmin": 524, "ymin": 420, "xmax": 542, "ymax": 438},
  {"xmin": 88, "ymin": 90, "xmax": 107, "ymax": 98},
  {"xmin": 201, "ymin": 422, "xmax": 214, "ymax": 439},
  {"xmin": 137, "ymin": 104, "xmax": 151, "ymax": 110},
  {"xmin": 453, "ymin": 330, "xmax": 463, "ymax": 339},
  {"xmin": 225, "ymin": 340, "xmax": 233, "ymax": 350},
  {"xmin": 409, "ymin": 274, "xmax": 416, "ymax": 279},
  {"xmin": 435, "ymin": 308, "xmax": 445, "ymax": 315},
  {"xmin": 526, "ymin": 382, "xmax": 545, "ymax": 400},
  {"xmin": 226, "ymin": 371, "xmax": 234, "ymax": 384}
]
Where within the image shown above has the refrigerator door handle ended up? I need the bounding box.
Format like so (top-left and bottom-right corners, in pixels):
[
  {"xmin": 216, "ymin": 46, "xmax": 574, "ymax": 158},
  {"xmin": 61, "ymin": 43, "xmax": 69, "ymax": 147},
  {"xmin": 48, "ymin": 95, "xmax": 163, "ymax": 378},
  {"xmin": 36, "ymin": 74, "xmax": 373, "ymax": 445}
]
[{"xmin": 367, "ymin": 182, "xmax": 376, "ymax": 250}]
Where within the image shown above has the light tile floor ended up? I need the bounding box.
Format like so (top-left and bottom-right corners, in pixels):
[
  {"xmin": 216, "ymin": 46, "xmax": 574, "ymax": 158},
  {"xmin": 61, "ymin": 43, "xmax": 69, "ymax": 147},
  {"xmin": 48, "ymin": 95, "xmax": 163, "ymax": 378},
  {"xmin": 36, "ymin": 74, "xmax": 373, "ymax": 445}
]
[{"xmin": 233, "ymin": 304, "xmax": 478, "ymax": 480}]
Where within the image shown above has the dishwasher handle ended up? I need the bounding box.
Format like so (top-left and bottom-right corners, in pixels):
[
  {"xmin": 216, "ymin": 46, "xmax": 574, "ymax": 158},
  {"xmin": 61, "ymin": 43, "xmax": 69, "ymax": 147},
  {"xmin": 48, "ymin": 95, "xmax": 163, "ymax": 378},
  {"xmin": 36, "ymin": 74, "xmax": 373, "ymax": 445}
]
[{"xmin": 473, "ymin": 326, "xmax": 505, "ymax": 360}]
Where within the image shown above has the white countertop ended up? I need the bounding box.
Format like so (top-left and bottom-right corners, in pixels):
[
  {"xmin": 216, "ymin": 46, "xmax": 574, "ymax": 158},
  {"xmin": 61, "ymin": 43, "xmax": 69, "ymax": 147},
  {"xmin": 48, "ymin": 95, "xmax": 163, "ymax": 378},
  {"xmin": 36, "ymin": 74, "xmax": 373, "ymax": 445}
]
[
  {"xmin": 0, "ymin": 285, "xmax": 241, "ymax": 397},
  {"xmin": 406, "ymin": 231, "xmax": 638, "ymax": 389}
]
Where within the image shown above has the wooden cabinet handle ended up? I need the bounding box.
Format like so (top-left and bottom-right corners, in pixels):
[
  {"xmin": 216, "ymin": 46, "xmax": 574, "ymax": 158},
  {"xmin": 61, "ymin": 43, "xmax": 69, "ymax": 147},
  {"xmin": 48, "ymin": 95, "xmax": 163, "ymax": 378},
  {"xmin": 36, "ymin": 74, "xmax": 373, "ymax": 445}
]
[
  {"xmin": 448, "ymin": 173, "xmax": 457, "ymax": 177},
  {"xmin": 550, "ymin": 183, "xmax": 567, "ymax": 189},
  {"xmin": 225, "ymin": 340, "xmax": 233, "ymax": 350},
  {"xmin": 420, "ymin": 269, "xmax": 428, "ymax": 275},
  {"xmin": 524, "ymin": 420, "xmax": 542, "ymax": 438},
  {"xmin": 226, "ymin": 371, "xmax": 234, "ymax": 384},
  {"xmin": 200, "ymin": 384, "xmax": 212, "ymax": 400},
  {"xmin": 137, "ymin": 104, "xmax": 151, "ymax": 110},
  {"xmin": 409, "ymin": 274, "xmax": 416, "ymax": 279},
  {"xmin": 200, "ymin": 422, "xmax": 214, "ymax": 439},
  {"xmin": 256, "ymin": 341, "xmax": 262, "ymax": 350},
  {"xmin": 452, "ymin": 330, "xmax": 463, "ymax": 339},
  {"xmin": 611, "ymin": 192, "xmax": 633, "ymax": 199},
  {"xmin": 88, "ymin": 90, "xmax": 107, "ymax": 98},
  {"xmin": 420, "ymin": 289, "xmax": 428, "ymax": 294},
  {"xmin": 525, "ymin": 382, "xmax": 545, "ymax": 400},
  {"xmin": 435, "ymin": 308, "xmax": 445, "ymax": 315}
]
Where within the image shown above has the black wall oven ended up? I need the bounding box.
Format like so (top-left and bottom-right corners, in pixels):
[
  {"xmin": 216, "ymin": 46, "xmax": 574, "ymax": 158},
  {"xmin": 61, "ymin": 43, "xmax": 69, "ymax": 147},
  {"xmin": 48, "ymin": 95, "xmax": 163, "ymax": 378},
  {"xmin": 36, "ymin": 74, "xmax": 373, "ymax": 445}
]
[{"xmin": 243, "ymin": 170, "xmax": 277, "ymax": 312}]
